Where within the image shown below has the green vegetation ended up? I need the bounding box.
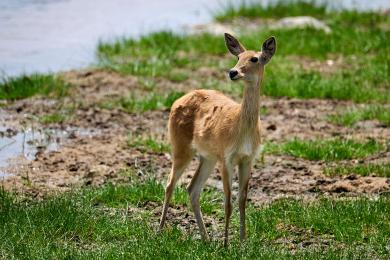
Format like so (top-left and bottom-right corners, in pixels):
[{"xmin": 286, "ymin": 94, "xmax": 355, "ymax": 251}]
[
  {"xmin": 167, "ymin": 71, "xmax": 189, "ymax": 83},
  {"xmin": 39, "ymin": 113, "xmax": 67, "ymax": 124},
  {"xmin": 1, "ymin": 1, "xmax": 389, "ymax": 258},
  {"xmin": 37, "ymin": 104, "xmax": 76, "ymax": 124},
  {"xmin": 325, "ymin": 163, "xmax": 390, "ymax": 178},
  {"xmin": 260, "ymin": 105, "xmax": 269, "ymax": 115},
  {"xmin": 101, "ymin": 91, "xmax": 184, "ymax": 113},
  {"xmin": 0, "ymin": 74, "xmax": 69, "ymax": 100},
  {"xmin": 1, "ymin": 186, "xmax": 389, "ymax": 258},
  {"xmin": 97, "ymin": 32, "xmax": 226, "ymax": 77},
  {"xmin": 90, "ymin": 173, "xmax": 222, "ymax": 216},
  {"xmin": 263, "ymin": 55, "xmax": 389, "ymax": 103},
  {"xmin": 215, "ymin": 0, "xmax": 388, "ymax": 25},
  {"xmin": 128, "ymin": 134, "xmax": 171, "ymax": 153},
  {"xmin": 329, "ymin": 105, "xmax": 390, "ymax": 127},
  {"xmin": 215, "ymin": 0, "xmax": 329, "ymax": 21},
  {"xmin": 264, "ymin": 138, "xmax": 383, "ymax": 161},
  {"xmin": 97, "ymin": 1, "xmax": 390, "ymax": 103}
]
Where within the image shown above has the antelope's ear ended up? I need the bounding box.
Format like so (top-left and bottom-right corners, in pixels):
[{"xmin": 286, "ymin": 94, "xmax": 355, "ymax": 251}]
[
  {"xmin": 224, "ymin": 33, "xmax": 246, "ymax": 56},
  {"xmin": 260, "ymin": 36, "xmax": 276, "ymax": 65}
]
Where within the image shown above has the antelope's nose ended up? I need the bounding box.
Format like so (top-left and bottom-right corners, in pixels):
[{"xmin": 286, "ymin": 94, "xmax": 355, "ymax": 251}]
[{"xmin": 229, "ymin": 70, "xmax": 238, "ymax": 79}]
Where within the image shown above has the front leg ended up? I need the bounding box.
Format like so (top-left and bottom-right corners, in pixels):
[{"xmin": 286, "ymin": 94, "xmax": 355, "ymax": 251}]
[
  {"xmin": 221, "ymin": 161, "xmax": 234, "ymax": 247},
  {"xmin": 238, "ymin": 160, "xmax": 252, "ymax": 242}
]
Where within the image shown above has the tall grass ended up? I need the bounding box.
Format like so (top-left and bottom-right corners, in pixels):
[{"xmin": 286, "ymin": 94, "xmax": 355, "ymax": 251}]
[
  {"xmin": 1, "ymin": 187, "xmax": 389, "ymax": 258},
  {"xmin": 0, "ymin": 74, "xmax": 69, "ymax": 100}
]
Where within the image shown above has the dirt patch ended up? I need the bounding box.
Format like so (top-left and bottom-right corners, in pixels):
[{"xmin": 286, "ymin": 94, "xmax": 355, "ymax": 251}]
[
  {"xmin": 1, "ymin": 69, "xmax": 389, "ymax": 201},
  {"xmin": 61, "ymin": 69, "xmax": 140, "ymax": 106}
]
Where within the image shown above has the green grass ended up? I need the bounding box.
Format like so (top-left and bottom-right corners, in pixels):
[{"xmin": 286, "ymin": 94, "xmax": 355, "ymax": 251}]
[
  {"xmin": 264, "ymin": 138, "xmax": 383, "ymax": 161},
  {"xmin": 96, "ymin": 2, "xmax": 390, "ymax": 103},
  {"xmin": 0, "ymin": 74, "xmax": 69, "ymax": 100},
  {"xmin": 90, "ymin": 173, "xmax": 223, "ymax": 216},
  {"xmin": 128, "ymin": 134, "xmax": 171, "ymax": 153},
  {"xmin": 167, "ymin": 71, "xmax": 189, "ymax": 83},
  {"xmin": 215, "ymin": 0, "xmax": 329, "ymax": 21},
  {"xmin": 39, "ymin": 113, "xmax": 67, "ymax": 124},
  {"xmin": 1, "ymin": 186, "xmax": 389, "ymax": 258},
  {"xmin": 329, "ymin": 105, "xmax": 390, "ymax": 127},
  {"xmin": 38, "ymin": 104, "xmax": 76, "ymax": 124},
  {"xmin": 263, "ymin": 55, "xmax": 389, "ymax": 103},
  {"xmin": 101, "ymin": 90, "xmax": 184, "ymax": 112},
  {"xmin": 215, "ymin": 0, "xmax": 388, "ymax": 26},
  {"xmin": 90, "ymin": 177, "xmax": 180, "ymax": 207},
  {"xmin": 325, "ymin": 163, "xmax": 390, "ymax": 178},
  {"xmin": 97, "ymin": 32, "xmax": 226, "ymax": 77}
]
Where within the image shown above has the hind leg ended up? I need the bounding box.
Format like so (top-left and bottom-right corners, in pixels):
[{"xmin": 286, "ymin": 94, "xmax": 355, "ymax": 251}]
[
  {"xmin": 159, "ymin": 145, "xmax": 193, "ymax": 231},
  {"xmin": 187, "ymin": 156, "xmax": 216, "ymax": 240}
]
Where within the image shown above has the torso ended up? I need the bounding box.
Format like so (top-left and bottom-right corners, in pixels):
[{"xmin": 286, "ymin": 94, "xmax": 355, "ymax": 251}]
[{"xmin": 170, "ymin": 89, "xmax": 261, "ymax": 165}]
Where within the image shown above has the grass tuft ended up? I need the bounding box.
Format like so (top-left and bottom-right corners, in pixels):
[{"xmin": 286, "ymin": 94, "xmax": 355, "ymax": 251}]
[
  {"xmin": 128, "ymin": 134, "xmax": 170, "ymax": 153},
  {"xmin": 89, "ymin": 173, "xmax": 222, "ymax": 216},
  {"xmin": 329, "ymin": 105, "xmax": 390, "ymax": 127},
  {"xmin": 0, "ymin": 74, "xmax": 69, "ymax": 100},
  {"xmin": 325, "ymin": 163, "xmax": 390, "ymax": 177},
  {"xmin": 265, "ymin": 138, "xmax": 383, "ymax": 161},
  {"xmin": 39, "ymin": 113, "xmax": 67, "ymax": 124},
  {"xmin": 101, "ymin": 91, "xmax": 184, "ymax": 113}
]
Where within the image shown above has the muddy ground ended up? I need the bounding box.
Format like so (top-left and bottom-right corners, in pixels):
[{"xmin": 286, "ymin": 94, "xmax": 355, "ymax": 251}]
[{"xmin": 1, "ymin": 69, "xmax": 389, "ymax": 203}]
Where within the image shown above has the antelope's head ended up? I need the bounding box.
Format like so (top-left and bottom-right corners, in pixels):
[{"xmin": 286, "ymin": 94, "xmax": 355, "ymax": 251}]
[{"xmin": 224, "ymin": 33, "xmax": 276, "ymax": 82}]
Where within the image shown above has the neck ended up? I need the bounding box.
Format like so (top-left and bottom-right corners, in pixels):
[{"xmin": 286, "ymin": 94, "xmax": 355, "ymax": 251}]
[{"xmin": 239, "ymin": 73, "xmax": 262, "ymax": 130}]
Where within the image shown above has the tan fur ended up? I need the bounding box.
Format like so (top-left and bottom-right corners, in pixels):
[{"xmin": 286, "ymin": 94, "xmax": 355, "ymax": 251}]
[{"xmin": 159, "ymin": 34, "xmax": 276, "ymax": 246}]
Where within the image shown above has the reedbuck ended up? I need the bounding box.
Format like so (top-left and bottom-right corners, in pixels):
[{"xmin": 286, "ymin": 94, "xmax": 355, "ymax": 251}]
[{"xmin": 159, "ymin": 33, "xmax": 276, "ymax": 245}]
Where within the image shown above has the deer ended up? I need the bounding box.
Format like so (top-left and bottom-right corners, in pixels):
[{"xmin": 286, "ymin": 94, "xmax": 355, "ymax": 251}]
[{"xmin": 159, "ymin": 33, "xmax": 276, "ymax": 246}]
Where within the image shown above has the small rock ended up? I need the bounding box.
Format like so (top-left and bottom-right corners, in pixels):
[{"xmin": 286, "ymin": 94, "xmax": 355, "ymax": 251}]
[
  {"xmin": 272, "ymin": 16, "xmax": 331, "ymax": 33},
  {"xmin": 316, "ymin": 179, "xmax": 329, "ymax": 185},
  {"xmin": 326, "ymin": 59, "xmax": 334, "ymax": 66},
  {"xmin": 345, "ymin": 174, "xmax": 357, "ymax": 180},
  {"xmin": 68, "ymin": 164, "xmax": 79, "ymax": 172},
  {"xmin": 308, "ymin": 186, "xmax": 321, "ymax": 193},
  {"xmin": 329, "ymin": 183, "xmax": 354, "ymax": 193},
  {"xmin": 266, "ymin": 124, "xmax": 277, "ymax": 131},
  {"xmin": 68, "ymin": 131, "xmax": 77, "ymax": 139},
  {"xmin": 186, "ymin": 23, "xmax": 234, "ymax": 36}
]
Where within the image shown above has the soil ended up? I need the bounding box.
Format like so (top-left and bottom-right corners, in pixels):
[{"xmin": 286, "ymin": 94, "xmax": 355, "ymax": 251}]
[{"xmin": 1, "ymin": 69, "xmax": 389, "ymax": 203}]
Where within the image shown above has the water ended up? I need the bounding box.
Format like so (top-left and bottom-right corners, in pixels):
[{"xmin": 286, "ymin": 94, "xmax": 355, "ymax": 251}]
[
  {"xmin": 0, "ymin": 0, "xmax": 222, "ymax": 76},
  {"xmin": 0, "ymin": 0, "xmax": 389, "ymax": 76},
  {"xmin": 0, "ymin": 126, "xmax": 98, "ymax": 177}
]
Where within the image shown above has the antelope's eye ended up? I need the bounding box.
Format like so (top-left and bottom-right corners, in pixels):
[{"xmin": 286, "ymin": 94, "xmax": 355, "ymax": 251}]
[{"xmin": 250, "ymin": 57, "xmax": 258, "ymax": 63}]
